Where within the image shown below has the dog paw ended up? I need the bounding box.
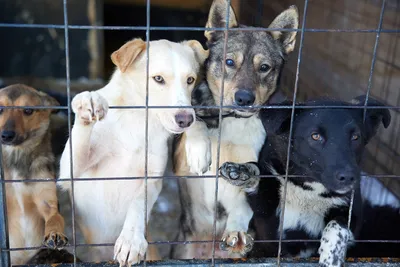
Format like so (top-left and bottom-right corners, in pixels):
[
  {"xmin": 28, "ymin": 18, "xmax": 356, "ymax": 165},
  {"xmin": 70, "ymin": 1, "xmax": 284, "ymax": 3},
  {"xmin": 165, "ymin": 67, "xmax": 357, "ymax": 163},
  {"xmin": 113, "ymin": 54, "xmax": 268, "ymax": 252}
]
[
  {"xmin": 43, "ymin": 231, "xmax": 68, "ymax": 249},
  {"xmin": 318, "ymin": 220, "xmax": 352, "ymax": 267},
  {"xmin": 114, "ymin": 233, "xmax": 148, "ymax": 267},
  {"xmin": 219, "ymin": 162, "xmax": 260, "ymax": 193},
  {"xmin": 185, "ymin": 136, "xmax": 211, "ymax": 175},
  {"xmin": 71, "ymin": 91, "xmax": 109, "ymax": 126},
  {"xmin": 220, "ymin": 231, "xmax": 253, "ymax": 256}
]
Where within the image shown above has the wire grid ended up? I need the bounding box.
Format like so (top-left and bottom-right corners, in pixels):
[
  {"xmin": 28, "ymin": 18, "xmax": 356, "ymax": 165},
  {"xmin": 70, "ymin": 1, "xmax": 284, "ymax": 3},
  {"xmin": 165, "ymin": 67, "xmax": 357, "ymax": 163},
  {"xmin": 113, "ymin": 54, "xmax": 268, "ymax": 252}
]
[{"xmin": 0, "ymin": 0, "xmax": 398, "ymax": 266}]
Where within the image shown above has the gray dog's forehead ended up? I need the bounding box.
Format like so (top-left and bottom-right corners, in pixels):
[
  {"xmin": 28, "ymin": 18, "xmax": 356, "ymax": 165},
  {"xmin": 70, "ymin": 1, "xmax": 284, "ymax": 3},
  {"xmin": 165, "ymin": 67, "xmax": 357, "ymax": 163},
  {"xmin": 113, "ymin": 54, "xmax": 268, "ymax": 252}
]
[{"xmin": 210, "ymin": 30, "xmax": 284, "ymax": 60}]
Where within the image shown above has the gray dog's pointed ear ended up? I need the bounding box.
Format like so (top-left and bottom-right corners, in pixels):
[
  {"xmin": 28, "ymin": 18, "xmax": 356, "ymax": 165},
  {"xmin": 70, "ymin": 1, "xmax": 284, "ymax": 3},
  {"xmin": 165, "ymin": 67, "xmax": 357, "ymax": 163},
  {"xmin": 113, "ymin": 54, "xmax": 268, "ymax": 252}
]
[
  {"xmin": 111, "ymin": 38, "xmax": 146, "ymax": 73},
  {"xmin": 205, "ymin": 0, "xmax": 238, "ymax": 42},
  {"xmin": 268, "ymin": 6, "xmax": 299, "ymax": 54},
  {"xmin": 182, "ymin": 40, "xmax": 209, "ymax": 64}
]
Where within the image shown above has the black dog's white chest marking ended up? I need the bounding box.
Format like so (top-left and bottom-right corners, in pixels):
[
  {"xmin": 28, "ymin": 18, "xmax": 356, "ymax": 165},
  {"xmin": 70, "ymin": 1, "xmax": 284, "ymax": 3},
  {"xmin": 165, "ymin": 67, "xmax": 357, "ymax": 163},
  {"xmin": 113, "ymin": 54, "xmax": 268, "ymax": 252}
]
[
  {"xmin": 265, "ymin": 164, "xmax": 348, "ymax": 240},
  {"xmin": 278, "ymin": 181, "xmax": 347, "ymax": 239}
]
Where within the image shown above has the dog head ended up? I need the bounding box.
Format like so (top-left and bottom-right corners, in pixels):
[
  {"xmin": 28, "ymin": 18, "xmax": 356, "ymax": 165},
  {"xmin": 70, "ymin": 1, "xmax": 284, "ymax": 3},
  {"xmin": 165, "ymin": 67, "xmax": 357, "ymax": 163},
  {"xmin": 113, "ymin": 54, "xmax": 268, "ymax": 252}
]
[
  {"xmin": 260, "ymin": 95, "xmax": 391, "ymax": 194},
  {"xmin": 111, "ymin": 38, "xmax": 208, "ymax": 134},
  {"xmin": 204, "ymin": 0, "xmax": 298, "ymax": 117},
  {"xmin": 0, "ymin": 84, "xmax": 60, "ymax": 147}
]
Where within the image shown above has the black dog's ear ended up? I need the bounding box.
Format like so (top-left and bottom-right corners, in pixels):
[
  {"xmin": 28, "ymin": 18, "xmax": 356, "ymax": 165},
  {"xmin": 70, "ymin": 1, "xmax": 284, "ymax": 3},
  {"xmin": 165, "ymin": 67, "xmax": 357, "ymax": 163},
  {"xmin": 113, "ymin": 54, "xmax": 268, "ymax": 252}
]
[
  {"xmin": 205, "ymin": 0, "xmax": 238, "ymax": 43},
  {"xmin": 351, "ymin": 95, "xmax": 391, "ymax": 142},
  {"xmin": 268, "ymin": 6, "xmax": 299, "ymax": 54},
  {"xmin": 259, "ymin": 100, "xmax": 294, "ymax": 135}
]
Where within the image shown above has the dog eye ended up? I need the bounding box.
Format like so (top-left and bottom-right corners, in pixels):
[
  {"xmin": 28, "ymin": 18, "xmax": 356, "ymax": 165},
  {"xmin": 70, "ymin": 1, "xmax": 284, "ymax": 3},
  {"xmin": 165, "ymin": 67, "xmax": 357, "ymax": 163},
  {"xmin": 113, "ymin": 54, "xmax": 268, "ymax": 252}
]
[
  {"xmin": 226, "ymin": 59, "xmax": 235, "ymax": 67},
  {"xmin": 259, "ymin": 64, "xmax": 271, "ymax": 72},
  {"xmin": 23, "ymin": 109, "xmax": 34, "ymax": 116},
  {"xmin": 153, "ymin": 76, "xmax": 165, "ymax": 84},
  {"xmin": 311, "ymin": 133, "xmax": 322, "ymax": 141},
  {"xmin": 187, "ymin": 77, "xmax": 195, "ymax": 85},
  {"xmin": 351, "ymin": 134, "xmax": 360, "ymax": 141}
]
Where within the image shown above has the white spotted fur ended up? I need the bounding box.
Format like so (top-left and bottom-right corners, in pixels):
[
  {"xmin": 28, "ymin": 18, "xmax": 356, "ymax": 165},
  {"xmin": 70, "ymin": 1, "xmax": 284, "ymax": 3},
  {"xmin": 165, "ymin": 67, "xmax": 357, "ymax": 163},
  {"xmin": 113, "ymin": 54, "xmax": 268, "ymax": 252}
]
[{"xmin": 318, "ymin": 221, "xmax": 353, "ymax": 267}]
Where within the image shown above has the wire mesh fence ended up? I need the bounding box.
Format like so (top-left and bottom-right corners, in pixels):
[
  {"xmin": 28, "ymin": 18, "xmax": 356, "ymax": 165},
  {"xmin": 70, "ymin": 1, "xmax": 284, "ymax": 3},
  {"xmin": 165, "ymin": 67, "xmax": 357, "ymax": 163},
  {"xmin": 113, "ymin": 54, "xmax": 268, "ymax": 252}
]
[{"xmin": 0, "ymin": 0, "xmax": 399, "ymax": 266}]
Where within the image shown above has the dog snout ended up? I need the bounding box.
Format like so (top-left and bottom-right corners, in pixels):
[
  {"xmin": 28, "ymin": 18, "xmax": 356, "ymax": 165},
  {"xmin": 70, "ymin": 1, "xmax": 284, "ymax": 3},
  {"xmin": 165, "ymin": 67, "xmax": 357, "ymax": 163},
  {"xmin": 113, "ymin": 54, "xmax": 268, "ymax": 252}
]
[
  {"xmin": 175, "ymin": 113, "xmax": 194, "ymax": 128},
  {"xmin": 234, "ymin": 90, "xmax": 255, "ymax": 106},
  {"xmin": 1, "ymin": 130, "xmax": 16, "ymax": 143},
  {"xmin": 335, "ymin": 169, "xmax": 357, "ymax": 186}
]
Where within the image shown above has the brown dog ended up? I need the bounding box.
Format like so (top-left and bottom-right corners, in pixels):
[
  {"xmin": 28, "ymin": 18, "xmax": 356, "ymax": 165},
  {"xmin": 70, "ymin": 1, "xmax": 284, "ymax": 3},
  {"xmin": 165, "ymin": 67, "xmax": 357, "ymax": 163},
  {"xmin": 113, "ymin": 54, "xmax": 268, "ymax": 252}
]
[{"xmin": 0, "ymin": 84, "xmax": 68, "ymax": 265}]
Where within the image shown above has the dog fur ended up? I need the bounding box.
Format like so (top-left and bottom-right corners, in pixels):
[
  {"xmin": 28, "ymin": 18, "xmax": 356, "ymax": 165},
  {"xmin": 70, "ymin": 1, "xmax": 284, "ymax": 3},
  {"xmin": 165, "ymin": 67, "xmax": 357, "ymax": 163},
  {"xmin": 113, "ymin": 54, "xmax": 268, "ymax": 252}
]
[
  {"xmin": 172, "ymin": 0, "xmax": 299, "ymax": 259},
  {"xmin": 219, "ymin": 95, "xmax": 399, "ymax": 266},
  {"xmin": 58, "ymin": 38, "xmax": 208, "ymax": 266},
  {"xmin": 0, "ymin": 84, "xmax": 68, "ymax": 265}
]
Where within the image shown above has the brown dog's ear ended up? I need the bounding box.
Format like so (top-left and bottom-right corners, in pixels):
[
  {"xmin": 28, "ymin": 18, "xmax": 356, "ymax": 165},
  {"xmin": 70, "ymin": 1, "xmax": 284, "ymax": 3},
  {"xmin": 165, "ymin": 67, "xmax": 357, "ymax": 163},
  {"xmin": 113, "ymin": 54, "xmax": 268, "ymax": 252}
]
[
  {"xmin": 183, "ymin": 40, "xmax": 209, "ymax": 64},
  {"xmin": 205, "ymin": 0, "xmax": 238, "ymax": 42},
  {"xmin": 268, "ymin": 6, "xmax": 299, "ymax": 54},
  {"xmin": 111, "ymin": 38, "xmax": 146, "ymax": 73},
  {"xmin": 38, "ymin": 91, "xmax": 60, "ymax": 113}
]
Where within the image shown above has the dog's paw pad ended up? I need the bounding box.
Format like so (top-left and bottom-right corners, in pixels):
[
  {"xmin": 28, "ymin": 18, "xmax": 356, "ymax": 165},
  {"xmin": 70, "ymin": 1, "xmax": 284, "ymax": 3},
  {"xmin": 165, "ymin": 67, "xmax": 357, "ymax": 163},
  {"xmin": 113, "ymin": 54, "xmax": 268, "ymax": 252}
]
[
  {"xmin": 220, "ymin": 231, "xmax": 253, "ymax": 256},
  {"xmin": 71, "ymin": 91, "xmax": 109, "ymax": 125},
  {"xmin": 43, "ymin": 232, "xmax": 68, "ymax": 249},
  {"xmin": 220, "ymin": 162, "xmax": 251, "ymax": 181}
]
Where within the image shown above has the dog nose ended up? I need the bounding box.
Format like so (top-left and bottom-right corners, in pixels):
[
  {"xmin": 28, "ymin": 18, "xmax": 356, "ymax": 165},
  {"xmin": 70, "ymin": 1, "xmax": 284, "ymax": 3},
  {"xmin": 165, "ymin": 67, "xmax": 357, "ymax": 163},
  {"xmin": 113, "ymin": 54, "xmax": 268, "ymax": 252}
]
[
  {"xmin": 1, "ymin": 131, "xmax": 16, "ymax": 143},
  {"xmin": 175, "ymin": 113, "xmax": 194, "ymax": 128},
  {"xmin": 336, "ymin": 170, "xmax": 356, "ymax": 185},
  {"xmin": 234, "ymin": 90, "xmax": 255, "ymax": 106}
]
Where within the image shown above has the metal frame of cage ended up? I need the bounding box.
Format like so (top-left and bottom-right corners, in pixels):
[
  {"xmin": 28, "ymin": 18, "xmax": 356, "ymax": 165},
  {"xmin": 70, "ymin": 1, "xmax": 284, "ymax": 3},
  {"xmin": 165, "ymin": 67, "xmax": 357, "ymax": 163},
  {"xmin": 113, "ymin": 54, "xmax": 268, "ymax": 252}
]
[{"xmin": 0, "ymin": 0, "xmax": 399, "ymax": 266}]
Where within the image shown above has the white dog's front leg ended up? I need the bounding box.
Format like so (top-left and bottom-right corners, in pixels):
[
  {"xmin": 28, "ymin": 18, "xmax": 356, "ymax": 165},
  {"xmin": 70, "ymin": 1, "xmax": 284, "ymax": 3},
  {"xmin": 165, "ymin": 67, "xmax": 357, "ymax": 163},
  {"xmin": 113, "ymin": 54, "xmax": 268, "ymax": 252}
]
[
  {"xmin": 59, "ymin": 91, "xmax": 109, "ymax": 179},
  {"xmin": 319, "ymin": 220, "xmax": 353, "ymax": 267},
  {"xmin": 114, "ymin": 180, "xmax": 162, "ymax": 267},
  {"xmin": 185, "ymin": 120, "xmax": 211, "ymax": 175},
  {"xmin": 220, "ymin": 194, "xmax": 254, "ymax": 256}
]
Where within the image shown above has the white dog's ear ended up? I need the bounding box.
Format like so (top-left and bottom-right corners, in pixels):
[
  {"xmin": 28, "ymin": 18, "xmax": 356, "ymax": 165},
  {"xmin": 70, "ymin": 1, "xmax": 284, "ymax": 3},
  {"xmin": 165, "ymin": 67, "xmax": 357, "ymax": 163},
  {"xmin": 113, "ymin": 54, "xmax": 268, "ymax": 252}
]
[
  {"xmin": 111, "ymin": 38, "xmax": 146, "ymax": 73},
  {"xmin": 268, "ymin": 6, "xmax": 299, "ymax": 54},
  {"xmin": 183, "ymin": 40, "xmax": 209, "ymax": 64}
]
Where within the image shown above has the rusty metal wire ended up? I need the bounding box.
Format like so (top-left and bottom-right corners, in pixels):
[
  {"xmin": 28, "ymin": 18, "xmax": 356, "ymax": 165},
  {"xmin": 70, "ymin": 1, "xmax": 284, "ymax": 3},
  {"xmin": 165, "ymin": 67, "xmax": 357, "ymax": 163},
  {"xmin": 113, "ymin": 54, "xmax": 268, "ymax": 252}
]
[{"xmin": 277, "ymin": 0, "xmax": 309, "ymax": 264}]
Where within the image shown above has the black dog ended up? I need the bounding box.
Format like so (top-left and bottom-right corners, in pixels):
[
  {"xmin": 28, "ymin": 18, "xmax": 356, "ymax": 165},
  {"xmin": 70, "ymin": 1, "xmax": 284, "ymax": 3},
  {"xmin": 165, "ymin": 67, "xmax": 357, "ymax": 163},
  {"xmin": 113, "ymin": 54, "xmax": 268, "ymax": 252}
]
[{"xmin": 219, "ymin": 95, "xmax": 400, "ymax": 266}]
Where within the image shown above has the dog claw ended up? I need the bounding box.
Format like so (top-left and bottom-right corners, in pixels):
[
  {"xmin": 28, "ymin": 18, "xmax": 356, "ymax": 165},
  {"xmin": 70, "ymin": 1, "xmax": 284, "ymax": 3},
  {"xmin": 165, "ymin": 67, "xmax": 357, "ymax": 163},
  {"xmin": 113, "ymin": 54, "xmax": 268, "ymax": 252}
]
[
  {"xmin": 43, "ymin": 231, "xmax": 68, "ymax": 249},
  {"xmin": 229, "ymin": 236, "xmax": 238, "ymax": 246},
  {"xmin": 72, "ymin": 91, "xmax": 109, "ymax": 125},
  {"xmin": 220, "ymin": 231, "xmax": 254, "ymax": 256}
]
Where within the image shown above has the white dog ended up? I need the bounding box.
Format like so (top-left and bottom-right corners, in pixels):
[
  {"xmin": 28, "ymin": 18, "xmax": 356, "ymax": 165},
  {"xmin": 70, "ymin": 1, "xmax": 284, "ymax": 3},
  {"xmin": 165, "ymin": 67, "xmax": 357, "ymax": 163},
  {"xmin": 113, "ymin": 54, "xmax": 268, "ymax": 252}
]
[{"xmin": 58, "ymin": 38, "xmax": 208, "ymax": 266}]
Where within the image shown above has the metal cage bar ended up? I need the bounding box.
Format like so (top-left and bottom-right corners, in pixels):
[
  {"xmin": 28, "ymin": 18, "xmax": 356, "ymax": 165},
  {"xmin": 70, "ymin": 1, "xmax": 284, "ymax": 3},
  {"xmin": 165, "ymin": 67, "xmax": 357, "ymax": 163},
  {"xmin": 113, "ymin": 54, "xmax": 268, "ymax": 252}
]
[
  {"xmin": 62, "ymin": 0, "xmax": 78, "ymax": 266},
  {"xmin": 276, "ymin": 0, "xmax": 309, "ymax": 265},
  {"xmin": 0, "ymin": 145, "xmax": 10, "ymax": 267},
  {"xmin": 0, "ymin": 23, "xmax": 399, "ymax": 33},
  {"xmin": 211, "ymin": 0, "xmax": 232, "ymax": 265},
  {"xmin": 143, "ymin": 0, "xmax": 151, "ymax": 266}
]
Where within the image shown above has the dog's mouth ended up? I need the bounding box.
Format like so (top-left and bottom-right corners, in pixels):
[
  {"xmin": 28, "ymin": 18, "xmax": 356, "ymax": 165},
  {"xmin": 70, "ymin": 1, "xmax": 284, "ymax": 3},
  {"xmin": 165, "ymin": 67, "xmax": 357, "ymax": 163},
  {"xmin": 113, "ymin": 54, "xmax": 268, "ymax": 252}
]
[
  {"xmin": 166, "ymin": 127, "xmax": 186, "ymax": 134},
  {"xmin": 1, "ymin": 137, "xmax": 25, "ymax": 146},
  {"xmin": 232, "ymin": 109, "xmax": 257, "ymax": 118},
  {"xmin": 333, "ymin": 185, "xmax": 355, "ymax": 195}
]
